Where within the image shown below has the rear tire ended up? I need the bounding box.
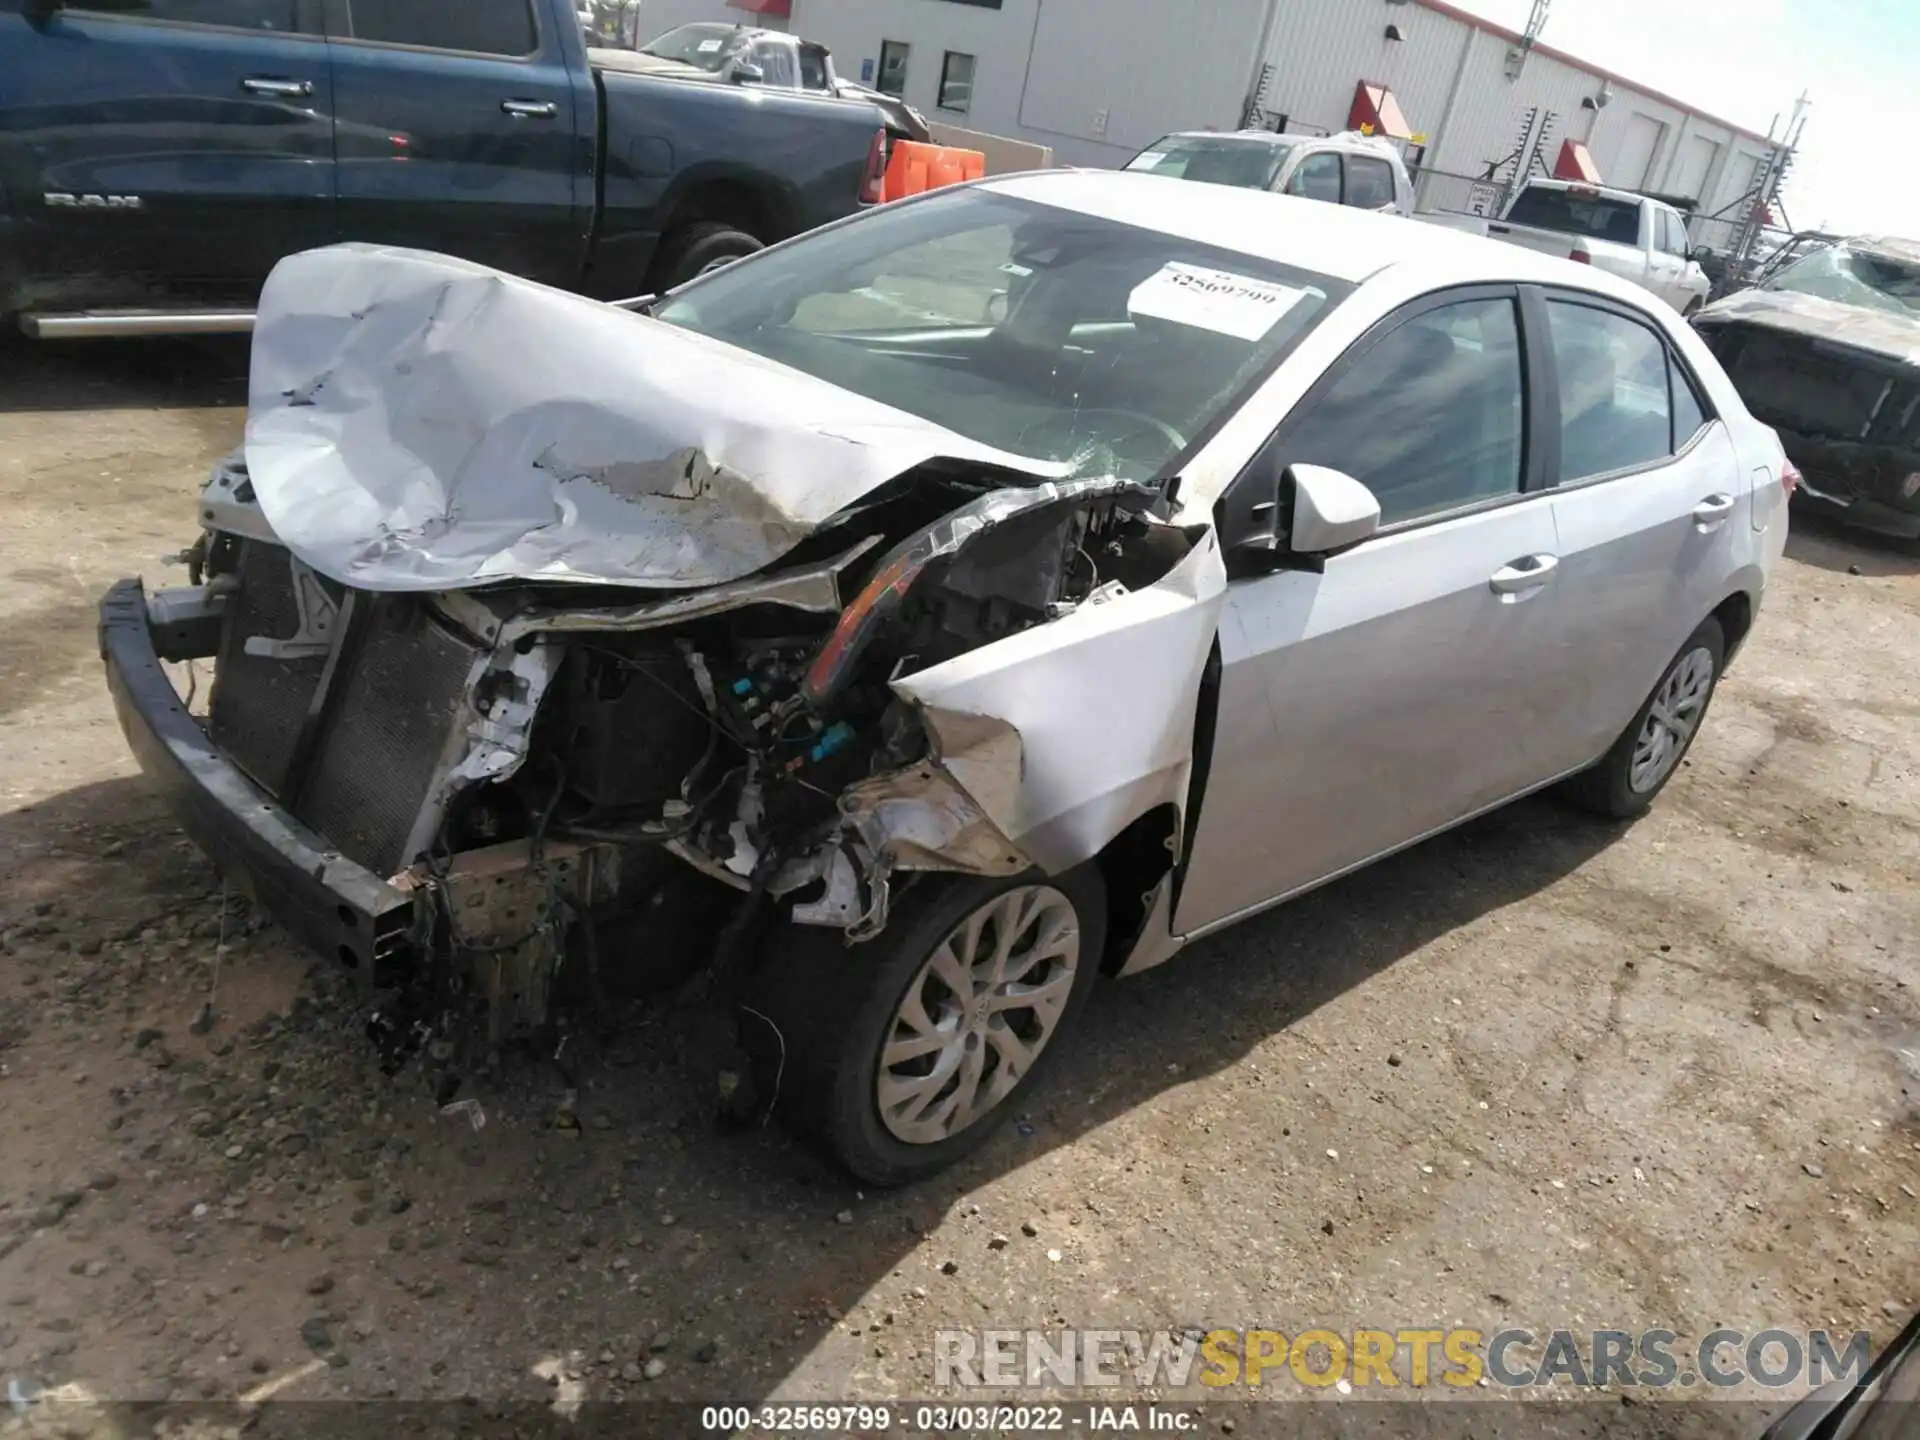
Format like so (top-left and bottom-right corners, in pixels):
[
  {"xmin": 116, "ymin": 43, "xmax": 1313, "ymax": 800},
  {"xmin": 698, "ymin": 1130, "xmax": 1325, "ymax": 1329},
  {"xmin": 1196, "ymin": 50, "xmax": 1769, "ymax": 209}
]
[
  {"xmin": 743, "ymin": 867, "xmax": 1106, "ymax": 1187},
  {"xmin": 1564, "ymin": 617, "xmax": 1725, "ymax": 819},
  {"xmin": 652, "ymin": 222, "xmax": 763, "ymax": 291}
]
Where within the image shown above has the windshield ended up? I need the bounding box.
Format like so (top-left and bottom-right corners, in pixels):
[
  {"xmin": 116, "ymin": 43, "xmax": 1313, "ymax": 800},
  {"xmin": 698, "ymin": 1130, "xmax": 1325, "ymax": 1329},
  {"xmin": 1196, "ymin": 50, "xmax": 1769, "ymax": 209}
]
[
  {"xmin": 1506, "ymin": 187, "xmax": 1640, "ymax": 246},
  {"xmin": 652, "ymin": 188, "xmax": 1347, "ymax": 480},
  {"xmin": 1764, "ymin": 244, "xmax": 1920, "ymax": 319},
  {"xmin": 640, "ymin": 23, "xmax": 743, "ymax": 72},
  {"xmin": 1124, "ymin": 135, "xmax": 1293, "ymax": 192}
]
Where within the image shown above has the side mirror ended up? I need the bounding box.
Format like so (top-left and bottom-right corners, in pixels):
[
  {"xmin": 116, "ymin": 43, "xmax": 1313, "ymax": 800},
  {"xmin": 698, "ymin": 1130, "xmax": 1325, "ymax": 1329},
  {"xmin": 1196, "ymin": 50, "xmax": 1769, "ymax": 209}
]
[
  {"xmin": 729, "ymin": 61, "xmax": 766, "ymax": 85},
  {"xmin": 1288, "ymin": 464, "xmax": 1380, "ymax": 555},
  {"xmin": 1219, "ymin": 461, "xmax": 1379, "ymax": 574}
]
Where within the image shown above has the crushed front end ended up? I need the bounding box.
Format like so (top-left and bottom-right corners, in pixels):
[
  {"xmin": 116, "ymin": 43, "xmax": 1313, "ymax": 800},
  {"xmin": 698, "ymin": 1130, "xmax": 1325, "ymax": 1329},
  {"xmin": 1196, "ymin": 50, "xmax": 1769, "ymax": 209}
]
[{"xmin": 102, "ymin": 452, "xmax": 1216, "ymax": 1058}]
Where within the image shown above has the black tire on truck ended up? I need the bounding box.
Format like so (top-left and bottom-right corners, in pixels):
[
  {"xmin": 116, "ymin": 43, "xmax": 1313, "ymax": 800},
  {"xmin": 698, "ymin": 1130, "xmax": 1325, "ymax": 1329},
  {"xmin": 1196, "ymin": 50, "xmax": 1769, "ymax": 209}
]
[
  {"xmin": 741, "ymin": 866, "xmax": 1107, "ymax": 1186},
  {"xmin": 653, "ymin": 221, "xmax": 763, "ymax": 291}
]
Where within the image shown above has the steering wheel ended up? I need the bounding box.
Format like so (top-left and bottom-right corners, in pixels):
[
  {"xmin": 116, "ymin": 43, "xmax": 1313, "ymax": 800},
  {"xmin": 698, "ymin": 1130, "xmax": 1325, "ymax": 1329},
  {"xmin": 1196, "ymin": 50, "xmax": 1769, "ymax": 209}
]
[{"xmin": 1065, "ymin": 408, "xmax": 1189, "ymax": 467}]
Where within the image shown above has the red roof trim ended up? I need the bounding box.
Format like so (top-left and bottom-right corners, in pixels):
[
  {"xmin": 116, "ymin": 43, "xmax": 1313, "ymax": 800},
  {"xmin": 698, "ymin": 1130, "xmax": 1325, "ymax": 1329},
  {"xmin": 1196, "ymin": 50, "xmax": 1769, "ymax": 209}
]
[
  {"xmin": 728, "ymin": 0, "xmax": 791, "ymax": 14},
  {"xmin": 1410, "ymin": 0, "xmax": 1779, "ymax": 148}
]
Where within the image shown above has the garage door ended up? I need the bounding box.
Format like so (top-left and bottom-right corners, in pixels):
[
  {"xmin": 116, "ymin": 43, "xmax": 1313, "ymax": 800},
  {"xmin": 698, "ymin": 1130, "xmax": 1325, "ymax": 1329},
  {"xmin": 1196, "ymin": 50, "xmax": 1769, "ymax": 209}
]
[
  {"xmin": 1612, "ymin": 113, "xmax": 1668, "ymax": 190},
  {"xmin": 1670, "ymin": 135, "xmax": 1722, "ymax": 200}
]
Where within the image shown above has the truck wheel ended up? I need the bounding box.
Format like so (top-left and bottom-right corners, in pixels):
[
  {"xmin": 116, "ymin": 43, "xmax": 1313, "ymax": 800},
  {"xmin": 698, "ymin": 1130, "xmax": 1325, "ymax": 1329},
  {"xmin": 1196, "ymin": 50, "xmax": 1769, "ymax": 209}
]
[
  {"xmin": 743, "ymin": 868, "xmax": 1106, "ymax": 1186},
  {"xmin": 1563, "ymin": 617, "xmax": 1725, "ymax": 819},
  {"xmin": 654, "ymin": 222, "xmax": 763, "ymax": 290}
]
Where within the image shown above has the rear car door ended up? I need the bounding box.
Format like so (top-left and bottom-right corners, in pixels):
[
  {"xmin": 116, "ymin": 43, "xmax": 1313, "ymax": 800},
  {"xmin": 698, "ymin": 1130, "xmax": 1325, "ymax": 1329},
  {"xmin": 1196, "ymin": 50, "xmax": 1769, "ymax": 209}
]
[
  {"xmin": 1176, "ymin": 290, "xmax": 1570, "ymax": 934},
  {"xmin": 322, "ymin": 0, "xmax": 591, "ymax": 287},
  {"xmin": 1529, "ymin": 289, "xmax": 1745, "ymax": 774},
  {"xmin": 4, "ymin": 0, "xmax": 333, "ymax": 308}
]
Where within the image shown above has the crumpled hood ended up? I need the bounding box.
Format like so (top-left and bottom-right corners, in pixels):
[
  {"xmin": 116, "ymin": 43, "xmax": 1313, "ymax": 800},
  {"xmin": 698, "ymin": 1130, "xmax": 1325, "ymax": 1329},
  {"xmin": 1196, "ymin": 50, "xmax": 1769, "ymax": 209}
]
[
  {"xmin": 244, "ymin": 244, "xmax": 1061, "ymax": 592},
  {"xmin": 1697, "ymin": 287, "xmax": 1920, "ymax": 368}
]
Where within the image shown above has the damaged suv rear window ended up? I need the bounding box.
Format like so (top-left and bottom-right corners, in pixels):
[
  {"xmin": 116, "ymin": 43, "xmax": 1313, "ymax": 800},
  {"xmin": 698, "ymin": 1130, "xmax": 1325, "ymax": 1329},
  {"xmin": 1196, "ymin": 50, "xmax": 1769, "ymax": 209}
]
[{"xmin": 653, "ymin": 189, "xmax": 1347, "ymax": 480}]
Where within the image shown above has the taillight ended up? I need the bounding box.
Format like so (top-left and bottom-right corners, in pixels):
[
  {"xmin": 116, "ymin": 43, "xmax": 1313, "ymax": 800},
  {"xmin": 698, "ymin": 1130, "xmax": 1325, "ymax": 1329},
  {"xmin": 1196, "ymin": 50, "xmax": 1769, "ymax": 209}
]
[
  {"xmin": 1780, "ymin": 458, "xmax": 1802, "ymax": 497},
  {"xmin": 858, "ymin": 129, "xmax": 888, "ymax": 205},
  {"xmin": 1569, "ymin": 246, "xmax": 1592, "ymax": 265}
]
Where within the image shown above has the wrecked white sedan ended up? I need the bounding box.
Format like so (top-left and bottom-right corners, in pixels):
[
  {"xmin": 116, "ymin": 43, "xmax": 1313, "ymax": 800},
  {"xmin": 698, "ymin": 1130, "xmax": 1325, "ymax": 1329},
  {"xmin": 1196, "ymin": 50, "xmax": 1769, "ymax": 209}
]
[{"xmin": 101, "ymin": 172, "xmax": 1790, "ymax": 1183}]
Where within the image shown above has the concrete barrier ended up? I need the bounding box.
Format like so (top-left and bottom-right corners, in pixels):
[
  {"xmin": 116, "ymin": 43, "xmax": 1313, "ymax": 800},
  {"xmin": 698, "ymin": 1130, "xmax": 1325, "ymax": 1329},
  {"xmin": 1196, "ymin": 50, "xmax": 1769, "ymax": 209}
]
[{"xmin": 926, "ymin": 122, "xmax": 1054, "ymax": 175}]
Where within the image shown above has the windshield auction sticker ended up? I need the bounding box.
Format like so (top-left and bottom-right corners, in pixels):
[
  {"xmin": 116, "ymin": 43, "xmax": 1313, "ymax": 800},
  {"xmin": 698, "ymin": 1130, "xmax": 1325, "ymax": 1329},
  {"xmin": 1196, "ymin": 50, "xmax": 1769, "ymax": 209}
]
[{"xmin": 1128, "ymin": 263, "xmax": 1308, "ymax": 341}]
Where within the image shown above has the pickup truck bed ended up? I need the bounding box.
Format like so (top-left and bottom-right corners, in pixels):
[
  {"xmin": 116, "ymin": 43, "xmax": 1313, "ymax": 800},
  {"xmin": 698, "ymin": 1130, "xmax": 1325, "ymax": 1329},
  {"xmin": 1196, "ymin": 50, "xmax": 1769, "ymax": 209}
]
[
  {"xmin": 0, "ymin": 0, "xmax": 887, "ymax": 337},
  {"xmin": 1420, "ymin": 179, "xmax": 1710, "ymax": 314}
]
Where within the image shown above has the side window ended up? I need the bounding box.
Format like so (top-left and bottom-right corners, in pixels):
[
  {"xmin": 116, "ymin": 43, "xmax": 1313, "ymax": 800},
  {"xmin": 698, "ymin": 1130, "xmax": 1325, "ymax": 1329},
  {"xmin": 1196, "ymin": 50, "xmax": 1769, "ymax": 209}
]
[
  {"xmin": 1345, "ymin": 156, "xmax": 1397, "ymax": 210},
  {"xmin": 1669, "ymin": 213, "xmax": 1694, "ymax": 258},
  {"xmin": 1283, "ymin": 297, "xmax": 1525, "ymax": 526},
  {"xmin": 65, "ymin": 0, "xmax": 299, "ymax": 28},
  {"xmin": 1286, "ymin": 153, "xmax": 1343, "ymax": 204},
  {"xmin": 1548, "ymin": 301, "xmax": 1676, "ymax": 482},
  {"xmin": 345, "ymin": 0, "xmax": 537, "ymax": 56},
  {"xmin": 798, "ymin": 43, "xmax": 832, "ymax": 91},
  {"xmin": 1671, "ymin": 358, "xmax": 1711, "ymax": 449},
  {"xmin": 752, "ymin": 40, "xmax": 797, "ymax": 87},
  {"xmin": 876, "ymin": 39, "xmax": 911, "ymax": 98}
]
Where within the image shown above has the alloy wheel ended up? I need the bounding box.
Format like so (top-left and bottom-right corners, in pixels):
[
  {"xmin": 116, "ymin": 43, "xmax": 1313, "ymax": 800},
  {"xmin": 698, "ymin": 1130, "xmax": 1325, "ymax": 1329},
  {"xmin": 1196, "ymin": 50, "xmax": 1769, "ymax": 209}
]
[{"xmin": 875, "ymin": 885, "xmax": 1082, "ymax": 1145}]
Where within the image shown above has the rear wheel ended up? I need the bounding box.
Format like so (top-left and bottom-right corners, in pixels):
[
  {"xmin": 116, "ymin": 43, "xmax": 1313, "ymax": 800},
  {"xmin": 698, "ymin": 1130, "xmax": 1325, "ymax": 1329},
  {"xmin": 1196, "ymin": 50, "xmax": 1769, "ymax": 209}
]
[
  {"xmin": 744, "ymin": 868, "xmax": 1105, "ymax": 1186},
  {"xmin": 652, "ymin": 221, "xmax": 763, "ymax": 291},
  {"xmin": 1564, "ymin": 617, "xmax": 1725, "ymax": 819}
]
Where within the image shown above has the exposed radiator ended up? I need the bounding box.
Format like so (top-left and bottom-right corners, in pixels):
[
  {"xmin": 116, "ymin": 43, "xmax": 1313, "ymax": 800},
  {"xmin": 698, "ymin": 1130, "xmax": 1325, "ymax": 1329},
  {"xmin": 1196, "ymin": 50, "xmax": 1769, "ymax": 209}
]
[{"xmin": 207, "ymin": 541, "xmax": 481, "ymax": 877}]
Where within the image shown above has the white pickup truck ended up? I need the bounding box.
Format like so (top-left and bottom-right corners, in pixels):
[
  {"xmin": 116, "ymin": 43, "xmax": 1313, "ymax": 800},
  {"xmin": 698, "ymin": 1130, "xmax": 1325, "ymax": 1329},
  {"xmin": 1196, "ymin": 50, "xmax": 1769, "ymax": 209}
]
[{"xmin": 1423, "ymin": 179, "xmax": 1712, "ymax": 315}]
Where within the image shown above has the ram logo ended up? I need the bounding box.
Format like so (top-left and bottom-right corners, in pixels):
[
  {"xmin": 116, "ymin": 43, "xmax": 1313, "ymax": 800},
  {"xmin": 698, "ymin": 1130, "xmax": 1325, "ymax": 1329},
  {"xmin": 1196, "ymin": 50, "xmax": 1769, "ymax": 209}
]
[{"xmin": 44, "ymin": 192, "xmax": 144, "ymax": 210}]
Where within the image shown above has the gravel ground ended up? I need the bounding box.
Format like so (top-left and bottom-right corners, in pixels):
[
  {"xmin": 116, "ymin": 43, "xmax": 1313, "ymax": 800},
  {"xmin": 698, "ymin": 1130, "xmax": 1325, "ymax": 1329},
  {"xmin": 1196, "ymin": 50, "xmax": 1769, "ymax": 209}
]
[{"xmin": 0, "ymin": 334, "xmax": 1916, "ymax": 1435}]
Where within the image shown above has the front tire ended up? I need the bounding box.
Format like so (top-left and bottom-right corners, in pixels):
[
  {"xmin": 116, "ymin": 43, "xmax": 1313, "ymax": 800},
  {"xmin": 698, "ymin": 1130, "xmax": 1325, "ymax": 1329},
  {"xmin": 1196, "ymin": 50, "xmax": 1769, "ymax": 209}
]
[
  {"xmin": 1565, "ymin": 617, "xmax": 1725, "ymax": 819},
  {"xmin": 745, "ymin": 868, "xmax": 1106, "ymax": 1186}
]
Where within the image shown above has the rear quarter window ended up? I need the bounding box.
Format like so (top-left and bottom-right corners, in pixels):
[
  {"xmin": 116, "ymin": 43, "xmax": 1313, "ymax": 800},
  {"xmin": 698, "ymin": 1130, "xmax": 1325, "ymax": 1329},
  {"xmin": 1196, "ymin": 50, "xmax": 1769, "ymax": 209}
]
[{"xmin": 1508, "ymin": 189, "xmax": 1640, "ymax": 247}]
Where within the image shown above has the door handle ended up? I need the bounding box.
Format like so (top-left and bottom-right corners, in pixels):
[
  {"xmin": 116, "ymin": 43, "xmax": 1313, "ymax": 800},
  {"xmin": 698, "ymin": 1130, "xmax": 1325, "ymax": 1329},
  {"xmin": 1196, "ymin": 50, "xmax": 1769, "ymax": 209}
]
[
  {"xmin": 1693, "ymin": 493, "xmax": 1736, "ymax": 529},
  {"xmin": 502, "ymin": 99, "xmax": 559, "ymax": 118},
  {"xmin": 1489, "ymin": 553, "xmax": 1560, "ymax": 596},
  {"xmin": 242, "ymin": 77, "xmax": 314, "ymax": 98}
]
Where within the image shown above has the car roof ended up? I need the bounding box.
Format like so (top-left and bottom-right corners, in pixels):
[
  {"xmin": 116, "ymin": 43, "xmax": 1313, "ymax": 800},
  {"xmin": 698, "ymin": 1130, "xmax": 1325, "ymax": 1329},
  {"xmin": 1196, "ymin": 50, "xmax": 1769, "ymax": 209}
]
[{"xmin": 980, "ymin": 169, "xmax": 1669, "ymax": 305}]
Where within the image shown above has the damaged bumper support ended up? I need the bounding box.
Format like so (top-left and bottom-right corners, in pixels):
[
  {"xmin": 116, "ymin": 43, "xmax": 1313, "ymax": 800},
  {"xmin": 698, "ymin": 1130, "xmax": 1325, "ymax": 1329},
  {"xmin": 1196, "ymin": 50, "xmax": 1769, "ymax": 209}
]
[{"xmin": 99, "ymin": 579, "xmax": 414, "ymax": 975}]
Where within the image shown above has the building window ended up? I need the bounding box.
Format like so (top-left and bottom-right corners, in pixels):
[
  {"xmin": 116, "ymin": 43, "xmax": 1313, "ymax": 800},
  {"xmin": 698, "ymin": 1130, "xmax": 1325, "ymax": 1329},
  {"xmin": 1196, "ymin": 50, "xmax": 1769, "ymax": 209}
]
[
  {"xmin": 877, "ymin": 39, "xmax": 910, "ymax": 98},
  {"xmin": 938, "ymin": 51, "xmax": 975, "ymax": 113}
]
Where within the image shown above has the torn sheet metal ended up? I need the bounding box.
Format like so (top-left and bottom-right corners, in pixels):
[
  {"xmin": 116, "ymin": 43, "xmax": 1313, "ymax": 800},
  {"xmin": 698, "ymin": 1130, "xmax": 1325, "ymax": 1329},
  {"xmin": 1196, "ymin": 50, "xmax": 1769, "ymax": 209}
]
[
  {"xmin": 838, "ymin": 757, "xmax": 1030, "ymax": 877},
  {"xmin": 801, "ymin": 475, "xmax": 1160, "ymax": 708},
  {"xmin": 1699, "ymin": 287, "xmax": 1920, "ymax": 368},
  {"xmin": 889, "ymin": 530, "xmax": 1227, "ymax": 874},
  {"xmin": 496, "ymin": 535, "xmax": 883, "ymax": 645},
  {"xmin": 244, "ymin": 244, "xmax": 1066, "ymax": 593}
]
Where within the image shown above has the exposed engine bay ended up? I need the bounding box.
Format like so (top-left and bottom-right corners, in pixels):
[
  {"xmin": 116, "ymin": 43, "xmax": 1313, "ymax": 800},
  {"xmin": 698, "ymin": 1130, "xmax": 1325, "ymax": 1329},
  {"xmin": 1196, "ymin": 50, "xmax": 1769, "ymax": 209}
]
[{"xmin": 181, "ymin": 453, "xmax": 1219, "ymax": 1078}]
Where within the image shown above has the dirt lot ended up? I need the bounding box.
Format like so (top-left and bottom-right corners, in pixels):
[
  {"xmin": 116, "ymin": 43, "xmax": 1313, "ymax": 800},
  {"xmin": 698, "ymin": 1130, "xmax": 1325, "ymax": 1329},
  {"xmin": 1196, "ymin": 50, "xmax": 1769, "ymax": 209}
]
[{"xmin": 0, "ymin": 333, "xmax": 1916, "ymax": 1434}]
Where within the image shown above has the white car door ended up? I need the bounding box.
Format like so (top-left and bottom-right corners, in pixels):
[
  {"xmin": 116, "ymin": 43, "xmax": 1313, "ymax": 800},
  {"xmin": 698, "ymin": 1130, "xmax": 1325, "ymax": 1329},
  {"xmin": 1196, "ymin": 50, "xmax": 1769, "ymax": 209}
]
[
  {"xmin": 1176, "ymin": 289, "xmax": 1571, "ymax": 934},
  {"xmin": 1651, "ymin": 210, "xmax": 1692, "ymax": 310},
  {"xmin": 1526, "ymin": 292, "xmax": 1749, "ymax": 773}
]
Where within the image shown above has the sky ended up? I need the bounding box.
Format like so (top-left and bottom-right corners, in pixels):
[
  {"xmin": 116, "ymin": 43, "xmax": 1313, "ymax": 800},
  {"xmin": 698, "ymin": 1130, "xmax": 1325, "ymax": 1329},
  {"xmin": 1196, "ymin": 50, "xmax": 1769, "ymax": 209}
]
[{"xmin": 1450, "ymin": 0, "xmax": 1919, "ymax": 238}]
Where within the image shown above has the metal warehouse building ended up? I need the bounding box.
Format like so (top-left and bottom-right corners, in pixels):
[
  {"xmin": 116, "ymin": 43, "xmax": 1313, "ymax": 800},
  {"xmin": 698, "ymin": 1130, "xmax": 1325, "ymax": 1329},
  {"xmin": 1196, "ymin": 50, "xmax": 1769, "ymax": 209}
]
[{"xmin": 627, "ymin": 0, "xmax": 1793, "ymax": 249}]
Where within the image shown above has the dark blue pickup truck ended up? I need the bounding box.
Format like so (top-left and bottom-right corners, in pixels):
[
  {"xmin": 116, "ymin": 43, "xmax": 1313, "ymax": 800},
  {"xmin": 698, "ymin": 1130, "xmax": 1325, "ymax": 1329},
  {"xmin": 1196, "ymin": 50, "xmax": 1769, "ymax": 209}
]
[{"xmin": 0, "ymin": 0, "xmax": 890, "ymax": 337}]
